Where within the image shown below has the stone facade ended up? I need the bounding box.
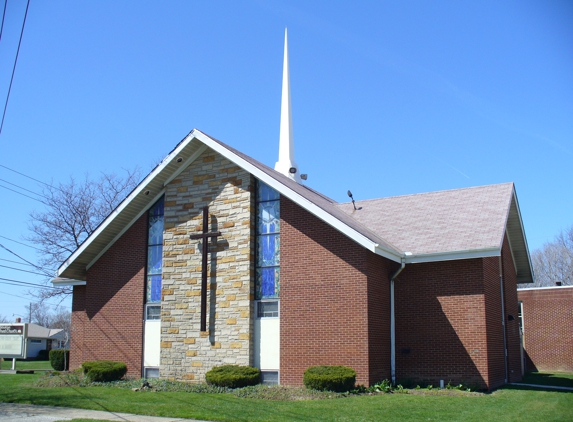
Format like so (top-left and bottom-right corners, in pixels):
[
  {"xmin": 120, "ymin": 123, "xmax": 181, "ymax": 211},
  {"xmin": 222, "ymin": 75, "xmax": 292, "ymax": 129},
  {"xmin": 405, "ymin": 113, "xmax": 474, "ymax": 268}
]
[{"xmin": 160, "ymin": 148, "xmax": 254, "ymax": 382}]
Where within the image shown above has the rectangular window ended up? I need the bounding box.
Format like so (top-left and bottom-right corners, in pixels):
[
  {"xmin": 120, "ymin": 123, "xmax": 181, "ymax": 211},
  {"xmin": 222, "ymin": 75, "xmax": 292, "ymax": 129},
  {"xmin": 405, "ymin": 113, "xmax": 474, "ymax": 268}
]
[
  {"xmin": 146, "ymin": 196, "xmax": 164, "ymax": 303},
  {"xmin": 260, "ymin": 371, "xmax": 279, "ymax": 385},
  {"xmin": 30, "ymin": 339, "xmax": 42, "ymax": 344},
  {"xmin": 257, "ymin": 301, "xmax": 279, "ymax": 318},
  {"xmin": 144, "ymin": 367, "xmax": 160, "ymax": 378},
  {"xmin": 255, "ymin": 181, "xmax": 280, "ymax": 300},
  {"xmin": 146, "ymin": 305, "xmax": 161, "ymax": 320}
]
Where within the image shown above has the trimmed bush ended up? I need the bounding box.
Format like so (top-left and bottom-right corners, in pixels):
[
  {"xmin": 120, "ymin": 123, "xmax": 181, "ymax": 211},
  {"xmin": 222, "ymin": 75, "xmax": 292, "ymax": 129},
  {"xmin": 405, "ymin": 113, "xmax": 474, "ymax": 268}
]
[
  {"xmin": 303, "ymin": 365, "xmax": 356, "ymax": 392},
  {"xmin": 205, "ymin": 365, "xmax": 260, "ymax": 388},
  {"xmin": 49, "ymin": 349, "xmax": 69, "ymax": 371},
  {"xmin": 37, "ymin": 349, "xmax": 49, "ymax": 361},
  {"xmin": 82, "ymin": 360, "xmax": 127, "ymax": 382}
]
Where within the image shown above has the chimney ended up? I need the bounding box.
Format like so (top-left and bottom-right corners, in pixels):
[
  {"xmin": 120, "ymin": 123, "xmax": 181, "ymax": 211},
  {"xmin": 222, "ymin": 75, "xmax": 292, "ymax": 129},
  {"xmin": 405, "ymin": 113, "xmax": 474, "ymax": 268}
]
[{"xmin": 15, "ymin": 317, "xmax": 21, "ymax": 323}]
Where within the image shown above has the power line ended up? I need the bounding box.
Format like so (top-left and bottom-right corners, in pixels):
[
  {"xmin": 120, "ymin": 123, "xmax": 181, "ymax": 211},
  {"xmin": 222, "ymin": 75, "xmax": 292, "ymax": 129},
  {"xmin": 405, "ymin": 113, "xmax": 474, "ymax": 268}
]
[
  {"xmin": 0, "ymin": 243, "xmax": 52, "ymax": 276},
  {"xmin": 0, "ymin": 0, "xmax": 30, "ymax": 135},
  {"xmin": 0, "ymin": 163, "xmax": 57, "ymax": 191},
  {"xmin": 0, "ymin": 277, "xmax": 58, "ymax": 290},
  {"xmin": 0, "ymin": 183, "xmax": 46, "ymax": 204},
  {"xmin": 0, "ymin": 177, "xmax": 45, "ymax": 198},
  {"xmin": 0, "ymin": 290, "xmax": 70, "ymax": 310},
  {"xmin": 0, "ymin": 263, "xmax": 48, "ymax": 277},
  {"xmin": 0, "ymin": 0, "xmax": 7, "ymax": 42},
  {"xmin": 0, "ymin": 257, "xmax": 50, "ymax": 271},
  {"xmin": 0, "ymin": 235, "xmax": 43, "ymax": 252}
]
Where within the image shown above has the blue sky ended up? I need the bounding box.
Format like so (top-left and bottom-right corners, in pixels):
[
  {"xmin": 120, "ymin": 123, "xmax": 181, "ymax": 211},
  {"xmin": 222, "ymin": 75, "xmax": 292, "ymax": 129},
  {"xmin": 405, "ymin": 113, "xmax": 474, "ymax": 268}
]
[{"xmin": 0, "ymin": 1, "xmax": 571, "ymax": 320}]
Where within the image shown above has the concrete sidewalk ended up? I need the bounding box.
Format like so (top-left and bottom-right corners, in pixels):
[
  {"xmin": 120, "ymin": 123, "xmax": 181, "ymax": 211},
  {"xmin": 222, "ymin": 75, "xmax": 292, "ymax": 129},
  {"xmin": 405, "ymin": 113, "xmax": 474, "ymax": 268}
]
[{"xmin": 0, "ymin": 403, "xmax": 210, "ymax": 422}]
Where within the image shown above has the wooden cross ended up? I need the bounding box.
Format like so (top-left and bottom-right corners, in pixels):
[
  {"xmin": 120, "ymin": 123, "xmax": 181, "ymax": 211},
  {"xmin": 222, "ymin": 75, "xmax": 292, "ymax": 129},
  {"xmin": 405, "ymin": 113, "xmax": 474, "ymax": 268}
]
[{"xmin": 189, "ymin": 206, "xmax": 221, "ymax": 332}]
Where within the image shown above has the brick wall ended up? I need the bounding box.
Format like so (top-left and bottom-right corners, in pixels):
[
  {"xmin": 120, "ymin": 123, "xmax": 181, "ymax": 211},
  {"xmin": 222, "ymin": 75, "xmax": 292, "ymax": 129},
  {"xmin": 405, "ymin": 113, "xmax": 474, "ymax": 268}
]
[
  {"xmin": 70, "ymin": 285, "xmax": 86, "ymax": 370},
  {"xmin": 501, "ymin": 236, "xmax": 522, "ymax": 382},
  {"xmin": 280, "ymin": 196, "xmax": 393, "ymax": 386},
  {"xmin": 483, "ymin": 255, "xmax": 505, "ymax": 388},
  {"xmin": 72, "ymin": 213, "xmax": 147, "ymax": 377},
  {"xmin": 518, "ymin": 286, "xmax": 573, "ymax": 372},
  {"xmin": 395, "ymin": 259, "xmax": 490, "ymax": 389},
  {"xmin": 366, "ymin": 252, "xmax": 396, "ymax": 383}
]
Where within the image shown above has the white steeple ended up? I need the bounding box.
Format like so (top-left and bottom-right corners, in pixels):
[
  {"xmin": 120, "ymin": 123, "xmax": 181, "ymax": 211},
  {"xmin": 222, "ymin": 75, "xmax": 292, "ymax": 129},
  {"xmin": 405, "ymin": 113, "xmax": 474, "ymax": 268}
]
[{"xmin": 275, "ymin": 28, "xmax": 301, "ymax": 183}]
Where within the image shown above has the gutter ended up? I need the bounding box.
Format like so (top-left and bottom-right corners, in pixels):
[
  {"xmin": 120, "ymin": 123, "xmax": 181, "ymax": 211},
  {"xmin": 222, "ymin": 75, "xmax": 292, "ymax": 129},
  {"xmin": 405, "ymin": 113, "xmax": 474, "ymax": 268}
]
[{"xmin": 390, "ymin": 252, "xmax": 410, "ymax": 385}]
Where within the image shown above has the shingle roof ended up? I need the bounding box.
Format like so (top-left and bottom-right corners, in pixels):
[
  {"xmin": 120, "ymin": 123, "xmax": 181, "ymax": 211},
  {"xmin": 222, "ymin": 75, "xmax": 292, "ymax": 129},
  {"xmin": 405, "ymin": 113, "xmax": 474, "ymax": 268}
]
[
  {"xmin": 27, "ymin": 324, "xmax": 64, "ymax": 339},
  {"xmin": 335, "ymin": 183, "xmax": 513, "ymax": 256},
  {"xmin": 55, "ymin": 129, "xmax": 533, "ymax": 283}
]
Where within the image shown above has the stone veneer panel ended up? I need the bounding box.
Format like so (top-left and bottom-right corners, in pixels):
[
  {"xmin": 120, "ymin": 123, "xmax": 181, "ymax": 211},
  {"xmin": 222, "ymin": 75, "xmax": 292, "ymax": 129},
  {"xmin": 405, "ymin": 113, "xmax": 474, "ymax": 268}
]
[{"xmin": 160, "ymin": 148, "xmax": 254, "ymax": 382}]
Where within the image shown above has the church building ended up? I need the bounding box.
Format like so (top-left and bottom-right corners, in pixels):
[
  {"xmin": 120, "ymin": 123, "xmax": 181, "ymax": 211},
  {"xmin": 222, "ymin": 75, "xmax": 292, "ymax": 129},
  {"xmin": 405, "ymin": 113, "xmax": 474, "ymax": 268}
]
[{"xmin": 53, "ymin": 31, "xmax": 533, "ymax": 390}]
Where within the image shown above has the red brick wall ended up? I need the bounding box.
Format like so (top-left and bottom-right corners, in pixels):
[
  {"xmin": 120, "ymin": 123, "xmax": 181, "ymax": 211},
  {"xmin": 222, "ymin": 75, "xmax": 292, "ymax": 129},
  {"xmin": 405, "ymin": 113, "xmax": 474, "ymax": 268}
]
[
  {"xmin": 483, "ymin": 255, "xmax": 505, "ymax": 388},
  {"xmin": 70, "ymin": 285, "xmax": 86, "ymax": 370},
  {"xmin": 395, "ymin": 259, "xmax": 491, "ymax": 389},
  {"xmin": 501, "ymin": 236, "xmax": 523, "ymax": 382},
  {"xmin": 518, "ymin": 286, "xmax": 573, "ymax": 372},
  {"xmin": 280, "ymin": 197, "xmax": 392, "ymax": 386},
  {"xmin": 70, "ymin": 213, "xmax": 147, "ymax": 377},
  {"xmin": 366, "ymin": 252, "xmax": 396, "ymax": 383}
]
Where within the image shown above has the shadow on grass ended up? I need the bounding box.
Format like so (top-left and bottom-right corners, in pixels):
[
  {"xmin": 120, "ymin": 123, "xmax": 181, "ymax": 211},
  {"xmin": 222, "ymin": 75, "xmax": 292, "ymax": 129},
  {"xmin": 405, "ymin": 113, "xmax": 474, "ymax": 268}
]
[
  {"xmin": 502, "ymin": 384, "xmax": 573, "ymax": 394},
  {"xmin": 516, "ymin": 372, "xmax": 573, "ymax": 389}
]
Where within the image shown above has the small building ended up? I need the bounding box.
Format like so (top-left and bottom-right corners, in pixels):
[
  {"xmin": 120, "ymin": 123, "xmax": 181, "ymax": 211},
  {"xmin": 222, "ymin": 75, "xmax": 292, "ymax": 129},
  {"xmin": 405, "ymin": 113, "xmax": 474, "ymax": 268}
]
[{"xmin": 517, "ymin": 286, "xmax": 573, "ymax": 373}]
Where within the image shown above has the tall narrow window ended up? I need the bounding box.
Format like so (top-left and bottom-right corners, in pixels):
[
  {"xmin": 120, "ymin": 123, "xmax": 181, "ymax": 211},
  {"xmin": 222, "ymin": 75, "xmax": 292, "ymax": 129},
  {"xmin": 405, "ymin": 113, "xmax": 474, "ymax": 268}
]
[
  {"xmin": 146, "ymin": 196, "xmax": 164, "ymax": 311},
  {"xmin": 256, "ymin": 181, "xmax": 280, "ymax": 303}
]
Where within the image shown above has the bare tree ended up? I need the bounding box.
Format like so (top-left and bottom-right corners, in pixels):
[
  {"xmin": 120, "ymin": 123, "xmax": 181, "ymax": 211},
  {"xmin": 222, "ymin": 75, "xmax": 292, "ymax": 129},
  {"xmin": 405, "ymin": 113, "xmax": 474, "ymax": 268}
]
[
  {"xmin": 0, "ymin": 314, "xmax": 9, "ymax": 323},
  {"xmin": 29, "ymin": 302, "xmax": 50, "ymax": 326},
  {"xmin": 26, "ymin": 169, "xmax": 141, "ymax": 299},
  {"xmin": 521, "ymin": 225, "xmax": 573, "ymax": 288}
]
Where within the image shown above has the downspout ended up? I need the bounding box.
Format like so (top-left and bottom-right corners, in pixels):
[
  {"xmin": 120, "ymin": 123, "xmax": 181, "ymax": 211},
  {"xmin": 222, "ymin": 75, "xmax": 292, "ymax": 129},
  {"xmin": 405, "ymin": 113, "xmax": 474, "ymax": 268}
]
[
  {"xmin": 390, "ymin": 258, "xmax": 406, "ymax": 385},
  {"xmin": 499, "ymin": 254, "xmax": 508, "ymax": 384}
]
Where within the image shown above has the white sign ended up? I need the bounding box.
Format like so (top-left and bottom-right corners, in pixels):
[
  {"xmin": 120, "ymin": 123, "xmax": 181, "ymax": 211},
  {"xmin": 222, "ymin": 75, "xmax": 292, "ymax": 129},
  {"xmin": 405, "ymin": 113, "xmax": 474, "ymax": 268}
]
[{"xmin": 0, "ymin": 324, "xmax": 27, "ymax": 358}]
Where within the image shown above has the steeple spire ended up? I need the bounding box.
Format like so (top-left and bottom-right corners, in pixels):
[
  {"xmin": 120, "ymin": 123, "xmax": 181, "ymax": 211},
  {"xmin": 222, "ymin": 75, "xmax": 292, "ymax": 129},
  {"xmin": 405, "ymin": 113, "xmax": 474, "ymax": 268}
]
[{"xmin": 275, "ymin": 28, "xmax": 301, "ymax": 183}]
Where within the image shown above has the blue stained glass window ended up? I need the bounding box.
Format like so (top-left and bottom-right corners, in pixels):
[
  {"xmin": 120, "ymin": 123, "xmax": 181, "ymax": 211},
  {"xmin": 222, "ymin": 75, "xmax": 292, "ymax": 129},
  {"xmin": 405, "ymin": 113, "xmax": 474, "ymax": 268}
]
[
  {"xmin": 149, "ymin": 196, "xmax": 164, "ymax": 217},
  {"xmin": 147, "ymin": 275, "xmax": 162, "ymax": 302},
  {"xmin": 255, "ymin": 181, "xmax": 280, "ymax": 300},
  {"xmin": 147, "ymin": 245, "xmax": 162, "ymax": 275},
  {"xmin": 148, "ymin": 215, "xmax": 164, "ymax": 246},
  {"xmin": 146, "ymin": 197, "xmax": 164, "ymax": 303},
  {"xmin": 257, "ymin": 202, "xmax": 280, "ymax": 234},
  {"xmin": 257, "ymin": 235, "xmax": 280, "ymax": 266},
  {"xmin": 257, "ymin": 182, "xmax": 280, "ymax": 202},
  {"xmin": 256, "ymin": 267, "xmax": 280, "ymax": 299}
]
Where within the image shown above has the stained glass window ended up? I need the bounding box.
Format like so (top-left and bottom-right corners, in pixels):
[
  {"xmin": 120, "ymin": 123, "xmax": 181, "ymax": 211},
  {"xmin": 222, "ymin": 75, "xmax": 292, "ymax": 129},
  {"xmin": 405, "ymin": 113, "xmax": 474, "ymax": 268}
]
[
  {"xmin": 146, "ymin": 196, "xmax": 164, "ymax": 303},
  {"xmin": 256, "ymin": 181, "xmax": 280, "ymax": 300}
]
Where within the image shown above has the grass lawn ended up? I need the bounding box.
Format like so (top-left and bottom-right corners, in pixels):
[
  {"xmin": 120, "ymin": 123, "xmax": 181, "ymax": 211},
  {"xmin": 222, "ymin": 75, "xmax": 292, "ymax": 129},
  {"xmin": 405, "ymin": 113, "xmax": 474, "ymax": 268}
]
[
  {"xmin": 519, "ymin": 371, "xmax": 573, "ymax": 388},
  {"xmin": 1, "ymin": 372, "xmax": 571, "ymax": 422},
  {"xmin": 0, "ymin": 359, "xmax": 52, "ymax": 371}
]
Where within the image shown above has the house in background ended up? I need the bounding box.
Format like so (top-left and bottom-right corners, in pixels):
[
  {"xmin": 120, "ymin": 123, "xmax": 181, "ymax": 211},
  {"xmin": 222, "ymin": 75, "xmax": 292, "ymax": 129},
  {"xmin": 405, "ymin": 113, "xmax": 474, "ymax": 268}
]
[
  {"xmin": 517, "ymin": 285, "xmax": 573, "ymax": 373},
  {"xmin": 0, "ymin": 322, "xmax": 66, "ymax": 359},
  {"xmin": 51, "ymin": 32, "xmax": 533, "ymax": 390},
  {"xmin": 26, "ymin": 323, "xmax": 67, "ymax": 357}
]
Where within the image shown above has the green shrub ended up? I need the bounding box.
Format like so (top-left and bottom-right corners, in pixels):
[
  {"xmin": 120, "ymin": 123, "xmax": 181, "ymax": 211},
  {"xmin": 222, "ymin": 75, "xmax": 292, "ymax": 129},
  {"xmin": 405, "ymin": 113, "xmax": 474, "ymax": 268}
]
[
  {"xmin": 205, "ymin": 365, "xmax": 260, "ymax": 388},
  {"xmin": 303, "ymin": 365, "xmax": 356, "ymax": 392},
  {"xmin": 49, "ymin": 349, "xmax": 69, "ymax": 371},
  {"xmin": 82, "ymin": 360, "xmax": 127, "ymax": 382},
  {"xmin": 37, "ymin": 349, "xmax": 49, "ymax": 361}
]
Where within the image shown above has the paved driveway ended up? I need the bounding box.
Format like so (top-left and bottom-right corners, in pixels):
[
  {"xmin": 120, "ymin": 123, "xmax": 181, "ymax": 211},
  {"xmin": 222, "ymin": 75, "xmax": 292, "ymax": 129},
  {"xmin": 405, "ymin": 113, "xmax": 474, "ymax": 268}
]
[{"xmin": 0, "ymin": 403, "xmax": 206, "ymax": 421}]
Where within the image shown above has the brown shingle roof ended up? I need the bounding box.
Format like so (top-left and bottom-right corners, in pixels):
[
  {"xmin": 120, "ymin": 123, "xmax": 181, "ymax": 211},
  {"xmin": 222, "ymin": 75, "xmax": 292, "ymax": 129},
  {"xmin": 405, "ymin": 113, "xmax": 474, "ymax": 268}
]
[{"xmin": 335, "ymin": 183, "xmax": 514, "ymax": 256}]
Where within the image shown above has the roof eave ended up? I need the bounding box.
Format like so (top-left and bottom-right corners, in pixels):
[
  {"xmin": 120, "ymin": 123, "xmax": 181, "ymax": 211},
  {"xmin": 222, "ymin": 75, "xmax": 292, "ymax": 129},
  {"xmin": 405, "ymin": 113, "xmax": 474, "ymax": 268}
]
[{"xmin": 404, "ymin": 247, "xmax": 501, "ymax": 264}]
